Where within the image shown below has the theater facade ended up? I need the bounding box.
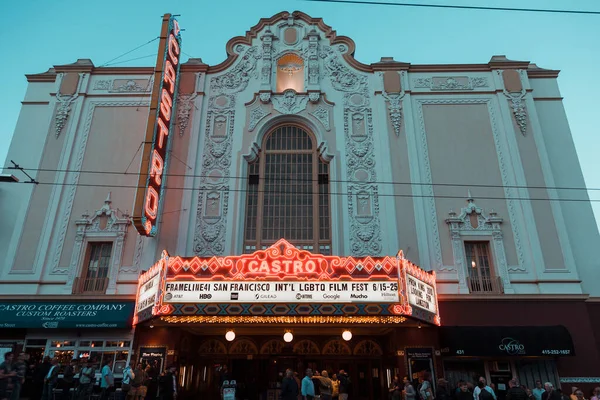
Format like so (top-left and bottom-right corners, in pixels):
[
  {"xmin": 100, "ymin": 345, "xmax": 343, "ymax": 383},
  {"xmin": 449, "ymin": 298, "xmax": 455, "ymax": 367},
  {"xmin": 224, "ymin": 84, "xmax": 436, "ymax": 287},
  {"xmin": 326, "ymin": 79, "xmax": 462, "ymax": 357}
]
[{"xmin": 2, "ymin": 10, "xmax": 600, "ymax": 400}]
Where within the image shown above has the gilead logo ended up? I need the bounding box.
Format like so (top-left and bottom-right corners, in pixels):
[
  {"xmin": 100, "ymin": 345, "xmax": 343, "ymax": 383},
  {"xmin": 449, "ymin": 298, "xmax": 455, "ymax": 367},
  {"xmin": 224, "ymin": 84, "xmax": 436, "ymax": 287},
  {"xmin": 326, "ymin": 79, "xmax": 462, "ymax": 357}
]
[{"xmin": 498, "ymin": 337, "xmax": 525, "ymax": 355}]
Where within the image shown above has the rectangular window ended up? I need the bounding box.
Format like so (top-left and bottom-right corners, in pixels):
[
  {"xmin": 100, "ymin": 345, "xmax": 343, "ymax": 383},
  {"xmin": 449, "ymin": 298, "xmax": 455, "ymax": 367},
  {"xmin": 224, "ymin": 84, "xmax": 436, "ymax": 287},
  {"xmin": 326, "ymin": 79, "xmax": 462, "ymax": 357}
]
[
  {"xmin": 464, "ymin": 241, "xmax": 502, "ymax": 294},
  {"xmin": 74, "ymin": 242, "xmax": 112, "ymax": 294}
]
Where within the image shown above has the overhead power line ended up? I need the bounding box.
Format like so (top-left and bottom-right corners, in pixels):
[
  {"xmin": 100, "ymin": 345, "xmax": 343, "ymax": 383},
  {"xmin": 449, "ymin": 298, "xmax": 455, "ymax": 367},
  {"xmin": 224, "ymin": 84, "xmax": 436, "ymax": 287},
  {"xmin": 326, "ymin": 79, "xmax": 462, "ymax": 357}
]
[
  {"xmin": 13, "ymin": 180, "xmax": 600, "ymax": 204},
  {"xmin": 11, "ymin": 165, "xmax": 600, "ymax": 193},
  {"xmin": 99, "ymin": 37, "xmax": 159, "ymax": 67},
  {"xmin": 300, "ymin": 0, "xmax": 600, "ymax": 15}
]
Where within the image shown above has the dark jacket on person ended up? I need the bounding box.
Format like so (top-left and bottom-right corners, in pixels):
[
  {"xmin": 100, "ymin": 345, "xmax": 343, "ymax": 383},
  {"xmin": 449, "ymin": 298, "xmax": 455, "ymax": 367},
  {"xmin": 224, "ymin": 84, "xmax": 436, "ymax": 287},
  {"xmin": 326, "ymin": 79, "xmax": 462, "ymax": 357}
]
[
  {"xmin": 437, "ymin": 385, "xmax": 450, "ymax": 400},
  {"xmin": 159, "ymin": 372, "xmax": 176, "ymax": 400},
  {"xmin": 281, "ymin": 376, "xmax": 299, "ymax": 400},
  {"xmin": 506, "ymin": 387, "xmax": 529, "ymax": 400},
  {"xmin": 339, "ymin": 373, "xmax": 351, "ymax": 394},
  {"xmin": 457, "ymin": 390, "xmax": 474, "ymax": 400},
  {"xmin": 542, "ymin": 391, "xmax": 562, "ymax": 400}
]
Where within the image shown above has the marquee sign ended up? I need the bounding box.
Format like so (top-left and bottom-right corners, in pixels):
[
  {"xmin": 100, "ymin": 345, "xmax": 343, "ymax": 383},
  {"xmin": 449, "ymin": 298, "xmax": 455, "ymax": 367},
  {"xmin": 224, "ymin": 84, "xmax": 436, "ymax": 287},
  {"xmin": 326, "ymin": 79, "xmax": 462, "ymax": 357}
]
[
  {"xmin": 134, "ymin": 239, "xmax": 440, "ymax": 325},
  {"xmin": 133, "ymin": 13, "xmax": 182, "ymax": 236}
]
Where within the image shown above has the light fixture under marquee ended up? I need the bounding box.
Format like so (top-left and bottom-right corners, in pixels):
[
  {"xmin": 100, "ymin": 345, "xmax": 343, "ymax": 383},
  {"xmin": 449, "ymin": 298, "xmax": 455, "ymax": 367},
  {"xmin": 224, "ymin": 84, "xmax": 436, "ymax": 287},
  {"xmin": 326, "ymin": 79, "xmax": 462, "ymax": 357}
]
[
  {"xmin": 342, "ymin": 330, "xmax": 352, "ymax": 341},
  {"xmin": 283, "ymin": 331, "xmax": 294, "ymax": 343},
  {"xmin": 225, "ymin": 330, "xmax": 236, "ymax": 342}
]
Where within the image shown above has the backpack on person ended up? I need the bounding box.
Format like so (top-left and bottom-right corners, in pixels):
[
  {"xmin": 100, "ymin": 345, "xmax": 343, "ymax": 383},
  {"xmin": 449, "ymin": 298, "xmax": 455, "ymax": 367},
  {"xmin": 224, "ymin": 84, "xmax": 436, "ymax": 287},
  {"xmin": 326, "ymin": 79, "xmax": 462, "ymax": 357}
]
[{"xmin": 479, "ymin": 388, "xmax": 494, "ymax": 400}]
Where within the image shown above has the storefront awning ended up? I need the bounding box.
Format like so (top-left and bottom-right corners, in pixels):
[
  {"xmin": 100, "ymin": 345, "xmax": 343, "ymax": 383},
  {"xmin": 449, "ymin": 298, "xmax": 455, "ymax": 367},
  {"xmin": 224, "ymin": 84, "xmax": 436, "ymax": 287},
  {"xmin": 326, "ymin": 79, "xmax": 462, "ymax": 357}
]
[
  {"xmin": 0, "ymin": 301, "xmax": 135, "ymax": 329},
  {"xmin": 439, "ymin": 325, "xmax": 575, "ymax": 357}
]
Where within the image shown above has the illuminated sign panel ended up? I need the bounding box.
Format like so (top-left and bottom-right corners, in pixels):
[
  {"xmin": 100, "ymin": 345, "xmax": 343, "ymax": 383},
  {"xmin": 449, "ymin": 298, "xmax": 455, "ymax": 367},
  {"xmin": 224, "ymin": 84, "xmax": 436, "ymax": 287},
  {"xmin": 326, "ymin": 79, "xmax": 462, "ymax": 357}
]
[
  {"xmin": 163, "ymin": 280, "xmax": 400, "ymax": 303},
  {"xmin": 133, "ymin": 14, "xmax": 182, "ymax": 236},
  {"xmin": 134, "ymin": 240, "xmax": 440, "ymax": 325}
]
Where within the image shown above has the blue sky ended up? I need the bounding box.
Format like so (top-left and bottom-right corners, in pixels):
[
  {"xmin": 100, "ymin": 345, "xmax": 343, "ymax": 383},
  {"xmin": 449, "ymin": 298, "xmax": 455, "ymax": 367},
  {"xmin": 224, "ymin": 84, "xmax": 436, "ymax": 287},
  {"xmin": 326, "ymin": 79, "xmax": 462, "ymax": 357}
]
[{"xmin": 2, "ymin": 0, "xmax": 599, "ymax": 229}]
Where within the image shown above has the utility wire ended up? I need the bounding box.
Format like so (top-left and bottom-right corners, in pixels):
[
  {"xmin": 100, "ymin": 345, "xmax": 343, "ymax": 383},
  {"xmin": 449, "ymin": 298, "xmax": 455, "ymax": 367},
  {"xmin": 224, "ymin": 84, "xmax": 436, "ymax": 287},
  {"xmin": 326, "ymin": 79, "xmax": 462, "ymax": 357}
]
[
  {"xmin": 99, "ymin": 37, "xmax": 159, "ymax": 67},
  {"xmin": 11, "ymin": 165, "xmax": 600, "ymax": 193},
  {"xmin": 300, "ymin": 0, "xmax": 600, "ymax": 15},
  {"xmin": 14, "ymin": 180, "xmax": 600, "ymax": 203},
  {"xmin": 104, "ymin": 54, "xmax": 158, "ymax": 67}
]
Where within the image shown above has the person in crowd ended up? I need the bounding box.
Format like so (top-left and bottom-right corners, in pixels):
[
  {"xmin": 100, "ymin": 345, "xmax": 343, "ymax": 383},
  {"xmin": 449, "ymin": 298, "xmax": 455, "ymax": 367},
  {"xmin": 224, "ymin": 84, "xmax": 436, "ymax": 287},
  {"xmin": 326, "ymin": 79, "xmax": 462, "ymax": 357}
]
[
  {"xmin": 389, "ymin": 375, "xmax": 402, "ymax": 400},
  {"xmin": 293, "ymin": 372, "xmax": 302, "ymax": 400},
  {"xmin": 533, "ymin": 381, "xmax": 545, "ymax": 400},
  {"xmin": 437, "ymin": 378, "xmax": 450, "ymax": 400},
  {"xmin": 570, "ymin": 388, "xmax": 580, "ymax": 400},
  {"xmin": 301, "ymin": 368, "xmax": 315, "ymax": 400},
  {"xmin": 404, "ymin": 376, "xmax": 417, "ymax": 400},
  {"xmin": 506, "ymin": 379, "xmax": 528, "ymax": 400},
  {"xmin": 574, "ymin": 390, "xmax": 586, "ymax": 400},
  {"xmin": 77, "ymin": 359, "xmax": 95, "ymax": 400},
  {"xmin": 10, "ymin": 352, "xmax": 27, "ymax": 400},
  {"xmin": 0, "ymin": 352, "xmax": 17, "ymax": 400},
  {"xmin": 419, "ymin": 371, "xmax": 434, "ymax": 400},
  {"xmin": 129, "ymin": 362, "xmax": 146, "ymax": 400},
  {"xmin": 312, "ymin": 370, "xmax": 322, "ymax": 399},
  {"xmin": 281, "ymin": 369, "xmax": 300, "ymax": 400},
  {"xmin": 62, "ymin": 359, "xmax": 77, "ymax": 400},
  {"xmin": 32, "ymin": 358, "xmax": 51, "ymax": 400},
  {"xmin": 337, "ymin": 370, "xmax": 350, "ymax": 400},
  {"xmin": 591, "ymin": 387, "xmax": 600, "ymax": 400},
  {"xmin": 159, "ymin": 366, "xmax": 177, "ymax": 400},
  {"xmin": 542, "ymin": 383, "xmax": 561, "ymax": 400},
  {"xmin": 100, "ymin": 359, "xmax": 114, "ymax": 400},
  {"xmin": 455, "ymin": 381, "xmax": 466, "ymax": 397},
  {"xmin": 121, "ymin": 362, "xmax": 134, "ymax": 400},
  {"xmin": 42, "ymin": 358, "xmax": 60, "ymax": 400},
  {"xmin": 526, "ymin": 388, "xmax": 536, "ymax": 400},
  {"xmin": 456, "ymin": 381, "xmax": 473, "ymax": 400},
  {"xmin": 330, "ymin": 373, "xmax": 339, "ymax": 400},
  {"xmin": 474, "ymin": 378, "xmax": 497, "ymax": 400},
  {"xmin": 316, "ymin": 370, "xmax": 333, "ymax": 400},
  {"xmin": 145, "ymin": 362, "xmax": 159, "ymax": 400}
]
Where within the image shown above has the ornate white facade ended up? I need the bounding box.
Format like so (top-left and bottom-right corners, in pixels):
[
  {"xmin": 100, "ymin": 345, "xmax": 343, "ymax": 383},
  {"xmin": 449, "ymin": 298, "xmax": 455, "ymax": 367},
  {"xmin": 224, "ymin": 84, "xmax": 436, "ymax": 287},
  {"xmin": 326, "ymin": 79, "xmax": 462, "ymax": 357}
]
[{"xmin": 1, "ymin": 11, "xmax": 599, "ymax": 301}]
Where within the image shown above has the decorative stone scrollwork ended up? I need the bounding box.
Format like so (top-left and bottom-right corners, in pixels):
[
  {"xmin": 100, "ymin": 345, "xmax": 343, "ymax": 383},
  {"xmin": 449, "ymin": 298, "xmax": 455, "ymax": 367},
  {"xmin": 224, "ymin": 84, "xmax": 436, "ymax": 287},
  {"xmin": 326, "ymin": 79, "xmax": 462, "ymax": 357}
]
[
  {"xmin": 306, "ymin": 29, "xmax": 320, "ymax": 86},
  {"xmin": 293, "ymin": 340, "xmax": 320, "ymax": 355},
  {"xmin": 260, "ymin": 30, "xmax": 275, "ymax": 87},
  {"xmin": 229, "ymin": 339, "xmax": 258, "ymax": 355},
  {"xmin": 63, "ymin": 193, "xmax": 131, "ymax": 292},
  {"xmin": 93, "ymin": 80, "xmax": 111, "ymax": 90},
  {"xmin": 248, "ymin": 107, "xmax": 271, "ymax": 131},
  {"xmin": 504, "ymin": 91, "xmax": 528, "ymax": 135},
  {"xmin": 260, "ymin": 340, "xmax": 285, "ymax": 354},
  {"xmin": 322, "ymin": 340, "xmax": 352, "ymax": 355},
  {"xmin": 198, "ymin": 339, "xmax": 228, "ymax": 355},
  {"xmin": 353, "ymin": 340, "xmax": 383, "ymax": 356},
  {"xmin": 445, "ymin": 193, "xmax": 514, "ymax": 293},
  {"xmin": 210, "ymin": 46, "xmax": 261, "ymax": 94},
  {"xmin": 272, "ymin": 90, "xmax": 309, "ymax": 114},
  {"xmin": 318, "ymin": 45, "xmax": 382, "ymax": 256},
  {"xmin": 412, "ymin": 76, "xmax": 488, "ymax": 91},
  {"xmin": 176, "ymin": 93, "xmax": 198, "ymax": 136},
  {"xmin": 382, "ymin": 89, "xmax": 404, "ymax": 137},
  {"xmin": 310, "ymin": 106, "xmax": 330, "ymax": 131},
  {"xmin": 55, "ymin": 93, "xmax": 77, "ymax": 138}
]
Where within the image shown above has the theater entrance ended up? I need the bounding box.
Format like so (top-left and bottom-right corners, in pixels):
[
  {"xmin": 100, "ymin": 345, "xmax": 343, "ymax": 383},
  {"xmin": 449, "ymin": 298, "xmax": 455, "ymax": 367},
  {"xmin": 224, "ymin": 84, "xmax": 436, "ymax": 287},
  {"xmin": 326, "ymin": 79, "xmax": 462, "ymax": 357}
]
[{"xmin": 175, "ymin": 333, "xmax": 399, "ymax": 400}]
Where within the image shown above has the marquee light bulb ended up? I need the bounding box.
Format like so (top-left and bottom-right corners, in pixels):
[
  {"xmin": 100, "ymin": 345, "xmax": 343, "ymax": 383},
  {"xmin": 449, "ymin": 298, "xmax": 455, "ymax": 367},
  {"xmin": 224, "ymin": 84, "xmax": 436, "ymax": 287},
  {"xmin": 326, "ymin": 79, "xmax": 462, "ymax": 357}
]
[
  {"xmin": 283, "ymin": 332, "xmax": 294, "ymax": 343},
  {"xmin": 225, "ymin": 330, "xmax": 236, "ymax": 342},
  {"xmin": 342, "ymin": 330, "xmax": 352, "ymax": 341}
]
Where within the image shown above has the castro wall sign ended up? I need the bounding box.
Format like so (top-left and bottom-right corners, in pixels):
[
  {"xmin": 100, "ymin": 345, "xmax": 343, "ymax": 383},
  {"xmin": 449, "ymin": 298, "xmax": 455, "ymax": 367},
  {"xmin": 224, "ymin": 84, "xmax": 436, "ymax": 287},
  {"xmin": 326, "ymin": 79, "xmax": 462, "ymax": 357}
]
[
  {"xmin": 163, "ymin": 280, "xmax": 400, "ymax": 303},
  {"xmin": 134, "ymin": 239, "xmax": 441, "ymax": 325},
  {"xmin": 133, "ymin": 13, "xmax": 182, "ymax": 236}
]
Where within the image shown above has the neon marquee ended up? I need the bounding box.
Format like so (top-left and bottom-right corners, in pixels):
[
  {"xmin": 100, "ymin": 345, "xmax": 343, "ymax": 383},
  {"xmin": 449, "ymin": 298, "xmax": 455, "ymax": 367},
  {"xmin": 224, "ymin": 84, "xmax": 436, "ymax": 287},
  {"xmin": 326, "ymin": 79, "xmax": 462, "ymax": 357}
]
[
  {"xmin": 133, "ymin": 14, "xmax": 182, "ymax": 236},
  {"xmin": 134, "ymin": 239, "xmax": 440, "ymax": 325}
]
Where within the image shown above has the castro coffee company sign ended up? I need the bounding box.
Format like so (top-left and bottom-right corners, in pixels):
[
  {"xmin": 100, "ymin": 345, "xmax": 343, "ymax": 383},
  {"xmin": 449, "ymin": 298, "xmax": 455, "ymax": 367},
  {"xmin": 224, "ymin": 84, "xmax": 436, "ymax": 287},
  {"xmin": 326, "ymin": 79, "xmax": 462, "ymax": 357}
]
[
  {"xmin": 163, "ymin": 280, "xmax": 400, "ymax": 304},
  {"xmin": 133, "ymin": 14, "xmax": 182, "ymax": 236}
]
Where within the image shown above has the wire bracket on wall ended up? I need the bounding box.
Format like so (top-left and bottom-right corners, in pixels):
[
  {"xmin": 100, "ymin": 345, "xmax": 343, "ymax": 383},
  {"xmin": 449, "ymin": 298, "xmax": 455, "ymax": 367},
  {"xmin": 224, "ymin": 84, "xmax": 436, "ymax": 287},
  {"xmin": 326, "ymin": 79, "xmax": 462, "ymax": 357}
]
[{"xmin": 9, "ymin": 160, "xmax": 39, "ymax": 184}]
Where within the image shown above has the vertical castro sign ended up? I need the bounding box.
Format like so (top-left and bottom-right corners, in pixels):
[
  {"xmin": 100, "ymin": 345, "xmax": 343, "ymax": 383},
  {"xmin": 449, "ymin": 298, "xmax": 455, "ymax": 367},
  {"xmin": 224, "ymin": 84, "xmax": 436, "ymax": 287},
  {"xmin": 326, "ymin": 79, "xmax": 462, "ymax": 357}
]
[{"xmin": 133, "ymin": 14, "xmax": 182, "ymax": 236}]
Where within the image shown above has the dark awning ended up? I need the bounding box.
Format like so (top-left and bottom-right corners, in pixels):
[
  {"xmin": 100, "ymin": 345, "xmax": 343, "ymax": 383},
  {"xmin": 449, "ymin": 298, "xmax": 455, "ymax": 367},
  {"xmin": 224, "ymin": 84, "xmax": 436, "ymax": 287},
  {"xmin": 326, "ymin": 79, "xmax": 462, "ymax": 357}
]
[{"xmin": 439, "ymin": 325, "xmax": 575, "ymax": 357}]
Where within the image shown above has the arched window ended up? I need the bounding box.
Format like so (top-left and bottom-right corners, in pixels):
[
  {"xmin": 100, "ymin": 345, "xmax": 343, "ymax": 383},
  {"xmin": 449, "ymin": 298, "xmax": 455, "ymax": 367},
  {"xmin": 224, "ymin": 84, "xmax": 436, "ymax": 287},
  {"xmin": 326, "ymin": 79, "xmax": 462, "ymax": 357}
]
[
  {"xmin": 276, "ymin": 53, "xmax": 304, "ymax": 92},
  {"xmin": 244, "ymin": 124, "xmax": 331, "ymax": 254}
]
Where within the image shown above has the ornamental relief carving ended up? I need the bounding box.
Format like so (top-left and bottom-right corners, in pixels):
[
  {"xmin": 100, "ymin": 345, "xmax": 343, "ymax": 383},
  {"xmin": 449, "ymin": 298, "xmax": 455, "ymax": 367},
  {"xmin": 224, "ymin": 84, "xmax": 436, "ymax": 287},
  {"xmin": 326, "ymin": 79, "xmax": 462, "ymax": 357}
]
[
  {"xmin": 272, "ymin": 89, "xmax": 309, "ymax": 114},
  {"xmin": 194, "ymin": 46, "xmax": 261, "ymax": 256},
  {"xmin": 176, "ymin": 93, "xmax": 198, "ymax": 136},
  {"xmin": 412, "ymin": 76, "xmax": 488, "ymax": 91}
]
